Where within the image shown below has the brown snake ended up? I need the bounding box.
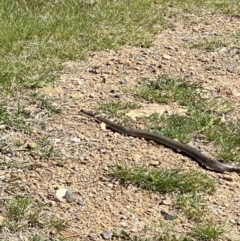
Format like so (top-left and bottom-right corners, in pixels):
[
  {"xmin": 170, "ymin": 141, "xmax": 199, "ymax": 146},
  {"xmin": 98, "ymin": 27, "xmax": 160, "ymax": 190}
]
[{"xmin": 80, "ymin": 109, "xmax": 240, "ymax": 173}]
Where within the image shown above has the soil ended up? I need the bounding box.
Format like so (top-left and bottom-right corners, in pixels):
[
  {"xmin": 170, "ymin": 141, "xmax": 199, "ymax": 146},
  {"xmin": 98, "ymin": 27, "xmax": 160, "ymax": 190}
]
[{"xmin": 1, "ymin": 14, "xmax": 240, "ymax": 241}]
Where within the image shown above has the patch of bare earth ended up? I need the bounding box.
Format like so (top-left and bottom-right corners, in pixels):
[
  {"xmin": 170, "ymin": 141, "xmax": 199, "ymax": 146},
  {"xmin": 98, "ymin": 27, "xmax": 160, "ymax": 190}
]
[{"xmin": 1, "ymin": 14, "xmax": 240, "ymax": 240}]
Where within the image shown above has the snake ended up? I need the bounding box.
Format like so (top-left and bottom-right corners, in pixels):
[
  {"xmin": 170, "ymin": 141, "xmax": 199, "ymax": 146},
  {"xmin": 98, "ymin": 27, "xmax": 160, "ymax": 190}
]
[{"xmin": 80, "ymin": 109, "xmax": 240, "ymax": 173}]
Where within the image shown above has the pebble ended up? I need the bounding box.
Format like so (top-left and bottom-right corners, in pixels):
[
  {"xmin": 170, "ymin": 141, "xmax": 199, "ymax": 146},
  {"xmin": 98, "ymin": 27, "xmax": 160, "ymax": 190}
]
[
  {"xmin": 70, "ymin": 137, "xmax": 81, "ymax": 143},
  {"xmin": 160, "ymin": 210, "xmax": 177, "ymax": 220},
  {"xmin": 64, "ymin": 190, "xmax": 77, "ymax": 203},
  {"xmin": 55, "ymin": 188, "xmax": 67, "ymax": 202},
  {"xmin": 162, "ymin": 54, "xmax": 171, "ymax": 60},
  {"xmin": 226, "ymin": 66, "xmax": 235, "ymax": 73},
  {"xmin": 26, "ymin": 141, "xmax": 38, "ymax": 149},
  {"xmin": 223, "ymin": 174, "xmax": 235, "ymax": 181},
  {"xmin": 120, "ymin": 222, "xmax": 128, "ymax": 227},
  {"xmin": 161, "ymin": 198, "xmax": 172, "ymax": 205},
  {"xmin": 88, "ymin": 234, "xmax": 98, "ymax": 241},
  {"xmin": 0, "ymin": 215, "xmax": 6, "ymax": 225},
  {"xmin": 0, "ymin": 125, "xmax": 5, "ymax": 129},
  {"xmin": 101, "ymin": 231, "xmax": 113, "ymax": 240},
  {"xmin": 132, "ymin": 154, "xmax": 141, "ymax": 162},
  {"xmin": 210, "ymin": 205, "xmax": 221, "ymax": 213},
  {"xmin": 77, "ymin": 200, "xmax": 85, "ymax": 206},
  {"xmin": 229, "ymin": 219, "xmax": 236, "ymax": 224},
  {"xmin": 149, "ymin": 160, "xmax": 161, "ymax": 167}
]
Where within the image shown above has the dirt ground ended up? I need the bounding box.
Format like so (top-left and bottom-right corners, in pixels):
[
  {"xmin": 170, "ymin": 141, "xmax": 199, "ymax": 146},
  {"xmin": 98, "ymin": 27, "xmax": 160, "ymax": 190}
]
[{"xmin": 1, "ymin": 14, "xmax": 240, "ymax": 240}]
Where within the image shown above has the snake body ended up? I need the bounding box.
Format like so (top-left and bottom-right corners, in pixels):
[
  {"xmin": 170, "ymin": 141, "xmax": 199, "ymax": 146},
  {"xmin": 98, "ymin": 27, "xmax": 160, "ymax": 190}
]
[{"xmin": 80, "ymin": 109, "xmax": 240, "ymax": 173}]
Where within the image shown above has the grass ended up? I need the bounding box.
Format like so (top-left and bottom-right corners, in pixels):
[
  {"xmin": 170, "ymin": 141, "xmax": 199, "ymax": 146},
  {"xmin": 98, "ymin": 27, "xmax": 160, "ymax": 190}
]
[
  {"xmin": 113, "ymin": 220, "xmax": 225, "ymax": 240},
  {"xmin": 112, "ymin": 166, "xmax": 215, "ymax": 193},
  {"xmin": 102, "ymin": 76, "xmax": 239, "ymax": 163},
  {"xmin": 188, "ymin": 35, "xmax": 239, "ymax": 51},
  {"xmin": 1, "ymin": 196, "xmax": 67, "ymax": 234},
  {"xmin": 135, "ymin": 76, "xmax": 240, "ymax": 163},
  {"xmin": 1, "ymin": 0, "xmax": 240, "ymax": 92},
  {"xmin": 0, "ymin": 0, "xmax": 167, "ymax": 91},
  {"xmin": 176, "ymin": 193, "xmax": 207, "ymax": 221},
  {"xmin": 0, "ymin": 0, "xmax": 239, "ymax": 240},
  {"xmin": 192, "ymin": 221, "xmax": 225, "ymax": 240},
  {"xmin": 100, "ymin": 102, "xmax": 140, "ymax": 117}
]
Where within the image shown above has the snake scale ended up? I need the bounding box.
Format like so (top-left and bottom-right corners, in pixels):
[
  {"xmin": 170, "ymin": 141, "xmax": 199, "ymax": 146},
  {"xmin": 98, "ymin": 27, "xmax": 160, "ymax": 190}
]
[{"xmin": 80, "ymin": 109, "xmax": 240, "ymax": 173}]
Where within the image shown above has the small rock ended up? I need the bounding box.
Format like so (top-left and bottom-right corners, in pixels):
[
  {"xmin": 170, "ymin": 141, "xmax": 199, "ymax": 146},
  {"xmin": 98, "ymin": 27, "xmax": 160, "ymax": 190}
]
[
  {"xmin": 0, "ymin": 175, "xmax": 6, "ymax": 181},
  {"xmin": 230, "ymin": 219, "xmax": 236, "ymax": 224},
  {"xmin": 100, "ymin": 122, "xmax": 106, "ymax": 130},
  {"xmin": 106, "ymin": 61, "xmax": 114, "ymax": 66},
  {"xmin": 88, "ymin": 234, "xmax": 98, "ymax": 241},
  {"xmin": 77, "ymin": 133, "xmax": 86, "ymax": 139},
  {"xmin": 64, "ymin": 190, "xmax": 76, "ymax": 203},
  {"xmin": 226, "ymin": 67, "xmax": 235, "ymax": 73},
  {"xmin": 77, "ymin": 200, "xmax": 85, "ymax": 206},
  {"xmin": 26, "ymin": 141, "xmax": 38, "ymax": 150},
  {"xmin": 120, "ymin": 222, "xmax": 128, "ymax": 227},
  {"xmin": 0, "ymin": 215, "xmax": 6, "ymax": 226},
  {"xmin": 162, "ymin": 54, "xmax": 171, "ymax": 60},
  {"xmin": 0, "ymin": 125, "xmax": 5, "ymax": 129},
  {"xmin": 132, "ymin": 154, "xmax": 141, "ymax": 163},
  {"xmin": 223, "ymin": 174, "xmax": 235, "ymax": 181},
  {"xmin": 55, "ymin": 188, "xmax": 67, "ymax": 202},
  {"xmin": 226, "ymin": 181, "xmax": 237, "ymax": 187},
  {"xmin": 48, "ymin": 201, "xmax": 56, "ymax": 207},
  {"xmin": 89, "ymin": 68, "xmax": 99, "ymax": 74},
  {"xmin": 161, "ymin": 198, "xmax": 172, "ymax": 205},
  {"xmin": 106, "ymin": 183, "xmax": 113, "ymax": 188},
  {"xmin": 71, "ymin": 92, "xmax": 83, "ymax": 99},
  {"xmin": 70, "ymin": 137, "xmax": 81, "ymax": 143},
  {"xmin": 101, "ymin": 231, "xmax": 113, "ymax": 240},
  {"xmin": 89, "ymin": 93, "xmax": 95, "ymax": 98},
  {"xmin": 149, "ymin": 160, "xmax": 161, "ymax": 167},
  {"xmin": 161, "ymin": 210, "xmax": 177, "ymax": 220},
  {"xmin": 210, "ymin": 205, "xmax": 221, "ymax": 213}
]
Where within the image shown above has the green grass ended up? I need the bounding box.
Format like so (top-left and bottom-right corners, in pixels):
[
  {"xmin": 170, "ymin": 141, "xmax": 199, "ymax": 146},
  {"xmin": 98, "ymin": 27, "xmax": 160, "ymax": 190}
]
[
  {"xmin": 176, "ymin": 193, "xmax": 206, "ymax": 221},
  {"xmin": 100, "ymin": 102, "xmax": 140, "ymax": 117},
  {"xmin": 192, "ymin": 221, "xmax": 225, "ymax": 240},
  {"xmin": 188, "ymin": 35, "xmax": 240, "ymax": 51},
  {"xmin": 112, "ymin": 166, "xmax": 215, "ymax": 193},
  {"xmin": 136, "ymin": 77, "xmax": 201, "ymax": 106},
  {"xmin": 31, "ymin": 92, "xmax": 61, "ymax": 116},
  {"xmin": 0, "ymin": 0, "xmax": 167, "ymax": 91},
  {"xmin": 135, "ymin": 76, "xmax": 240, "ymax": 163},
  {"xmin": 112, "ymin": 220, "xmax": 225, "ymax": 240},
  {"xmin": 1, "ymin": 0, "xmax": 240, "ymax": 92},
  {"xmin": 1, "ymin": 195, "xmax": 67, "ymax": 237}
]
